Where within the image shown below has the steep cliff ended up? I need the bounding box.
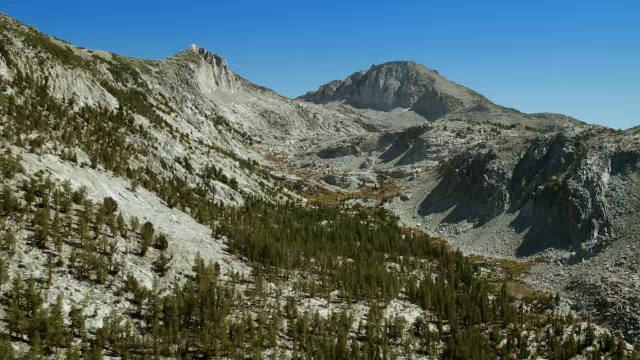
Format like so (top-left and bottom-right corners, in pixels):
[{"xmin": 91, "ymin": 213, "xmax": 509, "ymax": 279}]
[{"xmin": 299, "ymin": 61, "xmax": 491, "ymax": 120}]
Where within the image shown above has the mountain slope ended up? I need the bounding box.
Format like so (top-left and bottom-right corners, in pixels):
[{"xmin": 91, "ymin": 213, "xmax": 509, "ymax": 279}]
[
  {"xmin": 295, "ymin": 51, "xmax": 640, "ymax": 346},
  {"xmin": 0, "ymin": 11, "xmax": 639, "ymax": 358}
]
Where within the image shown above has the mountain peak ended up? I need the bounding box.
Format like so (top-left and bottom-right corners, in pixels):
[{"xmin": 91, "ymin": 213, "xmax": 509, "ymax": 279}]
[
  {"xmin": 371, "ymin": 60, "xmax": 417, "ymax": 67},
  {"xmin": 174, "ymin": 44, "xmax": 243, "ymax": 93},
  {"xmin": 299, "ymin": 60, "xmax": 490, "ymax": 120},
  {"xmin": 176, "ymin": 44, "xmax": 276, "ymax": 96},
  {"xmin": 187, "ymin": 44, "xmax": 230, "ymax": 68}
]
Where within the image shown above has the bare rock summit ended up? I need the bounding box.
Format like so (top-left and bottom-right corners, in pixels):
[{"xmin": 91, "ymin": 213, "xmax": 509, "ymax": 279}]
[{"xmin": 299, "ymin": 61, "xmax": 491, "ymax": 120}]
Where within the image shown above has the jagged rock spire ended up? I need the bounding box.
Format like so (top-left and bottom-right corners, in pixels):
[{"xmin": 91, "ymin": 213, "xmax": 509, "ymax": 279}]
[{"xmin": 186, "ymin": 44, "xmax": 242, "ymax": 93}]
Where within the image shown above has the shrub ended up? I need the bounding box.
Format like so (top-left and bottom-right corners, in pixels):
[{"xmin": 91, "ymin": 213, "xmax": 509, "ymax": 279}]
[
  {"xmin": 153, "ymin": 233, "xmax": 169, "ymax": 251},
  {"xmin": 139, "ymin": 221, "xmax": 154, "ymax": 256},
  {"xmin": 102, "ymin": 196, "xmax": 118, "ymax": 214}
]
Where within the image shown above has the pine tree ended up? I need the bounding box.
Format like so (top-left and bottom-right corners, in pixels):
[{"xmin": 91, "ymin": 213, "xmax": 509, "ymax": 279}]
[
  {"xmin": 116, "ymin": 213, "xmax": 127, "ymax": 239},
  {"xmin": 46, "ymin": 294, "xmax": 68, "ymax": 349},
  {"xmin": 152, "ymin": 250, "xmax": 173, "ymax": 277},
  {"xmin": 0, "ymin": 257, "xmax": 8, "ymax": 289},
  {"xmin": 34, "ymin": 197, "xmax": 51, "ymax": 248},
  {"xmin": 139, "ymin": 221, "xmax": 154, "ymax": 256},
  {"xmin": 3, "ymin": 229, "xmax": 16, "ymax": 254},
  {"xmin": 153, "ymin": 232, "xmax": 169, "ymax": 251},
  {"xmin": 27, "ymin": 330, "xmax": 44, "ymax": 360},
  {"xmin": 7, "ymin": 274, "xmax": 26, "ymax": 339},
  {"xmin": 0, "ymin": 335, "xmax": 16, "ymax": 360},
  {"xmin": 102, "ymin": 196, "xmax": 118, "ymax": 214},
  {"xmin": 66, "ymin": 346, "xmax": 82, "ymax": 360},
  {"xmin": 1, "ymin": 184, "xmax": 18, "ymax": 216},
  {"xmin": 69, "ymin": 305, "xmax": 86, "ymax": 338}
]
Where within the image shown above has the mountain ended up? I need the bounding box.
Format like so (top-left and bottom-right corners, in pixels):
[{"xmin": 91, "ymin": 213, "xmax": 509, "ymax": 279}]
[
  {"xmin": 296, "ymin": 63, "xmax": 640, "ymax": 344},
  {"xmin": 1, "ymin": 11, "xmax": 639, "ymax": 358},
  {"xmin": 184, "ymin": 43, "xmax": 278, "ymax": 95},
  {"xmin": 299, "ymin": 61, "xmax": 494, "ymax": 120}
]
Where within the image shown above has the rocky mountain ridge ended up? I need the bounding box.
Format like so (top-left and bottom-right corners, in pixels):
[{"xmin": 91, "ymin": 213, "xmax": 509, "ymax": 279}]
[
  {"xmin": 299, "ymin": 61, "xmax": 493, "ymax": 120},
  {"xmin": 295, "ymin": 114, "xmax": 640, "ymax": 345},
  {"xmin": 183, "ymin": 43, "xmax": 277, "ymax": 95},
  {"xmin": 294, "ymin": 55, "xmax": 640, "ymax": 346},
  {"xmin": 1, "ymin": 11, "xmax": 640, "ymax": 357}
]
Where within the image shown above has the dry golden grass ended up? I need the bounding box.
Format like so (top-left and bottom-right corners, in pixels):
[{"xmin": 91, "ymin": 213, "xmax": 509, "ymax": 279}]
[
  {"xmin": 296, "ymin": 181, "xmax": 349, "ymax": 206},
  {"xmin": 469, "ymin": 255, "xmax": 550, "ymax": 298},
  {"xmin": 505, "ymin": 280, "xmax": 542, "ymax": 299},
  {"xmin": 298, "ymin": 175, "xmax": 549, "ymax": 300},
  {"xmin": 496, "ymin": 257, "xmax": 549, "ymax": 279},
  {"xmin": 469, "ymin": 255, "xmax": 549, "ymax": 279},
  {"xmin": 299, "ymin": 178, "xmax": 403, "ymax": 207},
  {"xmin": 305, "ymin": 187, "xmax": 348, "ymax": 206},
  {"xmin": 351, "ymin": 181, "xmax": 401, "ymax": 202}
]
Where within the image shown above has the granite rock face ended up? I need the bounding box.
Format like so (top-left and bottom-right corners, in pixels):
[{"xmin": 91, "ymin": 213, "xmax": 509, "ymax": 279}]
[
  {"xmin": 188, "ymin": 44, "xmax": 242, "ymax": 93},
  {"xmin": 419, "ymin": 131, "xmax": 621, "ymax": 257},
  {"xmin": 181, "ymin": 44, "xmax": 276, "ymax": 96},
  {"xmin": 299, "ymin": 61, "xmax": 489, "ymax": 120}
]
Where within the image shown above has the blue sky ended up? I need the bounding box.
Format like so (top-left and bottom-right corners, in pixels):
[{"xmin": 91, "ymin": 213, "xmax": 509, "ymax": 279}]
[{"xmin": 3, "ymin": 1, "xmax": 639, "ymax": 129}]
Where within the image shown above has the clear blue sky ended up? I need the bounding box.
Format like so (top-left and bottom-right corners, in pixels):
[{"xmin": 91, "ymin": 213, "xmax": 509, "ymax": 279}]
[{"xmin": 3, "ymin": 1, "xmax": 639, "ymax": 129}]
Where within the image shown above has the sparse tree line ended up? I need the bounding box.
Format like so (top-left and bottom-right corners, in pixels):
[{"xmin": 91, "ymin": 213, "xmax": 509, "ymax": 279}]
[
  {"xmin": 0, "ymin": 162, "xmax": 172, "ymax": 274},
  {"xmin": 0, "ymin": 21, "xmax": 638, "ymax": 359},
  {"xmin": 0, "ymin": 162, "xmax": 633, "ymax": 358},
  {"xmin": 1, "ymin": 116, "xmax": 636, "ymax": 358},
  {"xmin": 0, "ymin": 52, "xmax": 248, "ymax": 202}
]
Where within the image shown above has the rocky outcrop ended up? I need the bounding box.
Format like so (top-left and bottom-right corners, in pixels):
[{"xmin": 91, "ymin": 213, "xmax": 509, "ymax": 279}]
[
  {"xmin": 417, "ymin": 131, "xmax": 625, "ymax": 257},
  {"xmin": 510, "ymin": 134, "xmax": 613, "ymax": 256},
  {"xmin": 0, "ymin": 50, "xmax": 8, "ymax": 77},
  {"xmin": 317, "ymin": 143, "xmax": 361, "ymax": 159},
  {"xmin": 322, "ymin": 172, "xmax": 378, "ymax": 190},
  {"xmin": 187, "ymin": 44, "xmax": 242, "ymax": 93},
  {"xmin": 420, "ymin": 148, "xmax": 511, "ymax": 225},
  {"xmin": 299, "ymin": 79, "xmax": 343, "ymax": 103},
  {"xmin": 183, "ymin": 44, "xmax": 276, "ymax": 96},
  {"xmin": 299, "ymin": 61, "xmax": 490, "ymax": 120}
]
